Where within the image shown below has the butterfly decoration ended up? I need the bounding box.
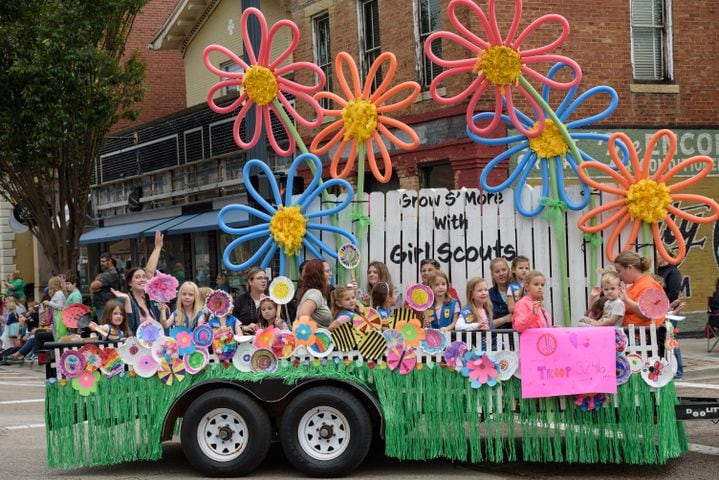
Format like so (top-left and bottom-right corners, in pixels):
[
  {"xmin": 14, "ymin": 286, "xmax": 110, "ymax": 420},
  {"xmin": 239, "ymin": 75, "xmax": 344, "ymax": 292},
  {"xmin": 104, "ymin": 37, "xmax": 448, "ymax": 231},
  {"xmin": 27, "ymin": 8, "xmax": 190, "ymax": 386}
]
[{"xmin": 386, "ymin": 344, "xmax": 417, "ymax": 375}]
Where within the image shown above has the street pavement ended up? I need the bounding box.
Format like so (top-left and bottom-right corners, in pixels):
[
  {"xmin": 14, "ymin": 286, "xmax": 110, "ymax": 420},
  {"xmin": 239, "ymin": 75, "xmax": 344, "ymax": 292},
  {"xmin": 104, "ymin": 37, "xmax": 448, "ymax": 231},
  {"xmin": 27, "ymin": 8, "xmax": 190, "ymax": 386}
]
[{"xmin": 0, "ymin": 337, "xmax": 717, "ymax": 480}]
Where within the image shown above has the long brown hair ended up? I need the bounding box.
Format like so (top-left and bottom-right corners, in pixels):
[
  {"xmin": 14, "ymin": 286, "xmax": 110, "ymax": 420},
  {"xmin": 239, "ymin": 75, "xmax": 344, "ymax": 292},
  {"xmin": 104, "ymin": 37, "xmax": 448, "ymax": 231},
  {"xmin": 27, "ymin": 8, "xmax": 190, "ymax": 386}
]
[
  {"xmin": 615, "ymin": 251, "xmax": 651, "ymax": 272},
  {"xmin": 297, "ymin": 259, "xmax": 330, "ymax": 301},
  {"xmin": 366, "ymin": 261, "xmax": 391, "ymax": 292},
  {"xmin": 100, "ymin": 299, "xmax": 131, "ymax": 337}
]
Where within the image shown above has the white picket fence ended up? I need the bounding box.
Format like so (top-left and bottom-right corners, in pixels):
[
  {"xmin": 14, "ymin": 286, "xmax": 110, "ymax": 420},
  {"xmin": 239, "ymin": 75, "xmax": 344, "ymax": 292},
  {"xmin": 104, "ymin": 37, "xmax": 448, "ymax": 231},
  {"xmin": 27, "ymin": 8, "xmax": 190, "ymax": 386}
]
[{"xmin": 306, "ymin": 185, "xmax": 642, "ymax": 326}]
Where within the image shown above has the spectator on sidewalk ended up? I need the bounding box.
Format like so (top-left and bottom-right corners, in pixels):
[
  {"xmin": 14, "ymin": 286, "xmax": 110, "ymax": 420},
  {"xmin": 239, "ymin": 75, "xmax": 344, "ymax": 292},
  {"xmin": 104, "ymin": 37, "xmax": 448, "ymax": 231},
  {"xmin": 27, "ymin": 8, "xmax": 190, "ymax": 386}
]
[{"xmin": 90, "ymin": 253, "xmax": 121, "ymax": 322}]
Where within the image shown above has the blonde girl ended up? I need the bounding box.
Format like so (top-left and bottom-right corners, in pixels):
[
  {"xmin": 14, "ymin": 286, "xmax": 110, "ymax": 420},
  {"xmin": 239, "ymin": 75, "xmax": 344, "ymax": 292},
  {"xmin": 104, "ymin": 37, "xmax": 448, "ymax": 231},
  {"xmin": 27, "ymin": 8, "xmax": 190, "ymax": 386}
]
[
  {"xmin": 584, "ymin": 271, "xmax": 625, "ymax": 327},
  {"xmin": 488, "ymin": 257, "xmax": 513, "ymax": 328},
  {"xmin": 89, "ymin": 294, "xmax": 132, "ymax": 341},
  {"xmin": 424, "ymin": 270, "xmax": 459, "ymax": 331},
  {"xmin": 329, "ymin": 286, "xmax": 357, "ymax": 331},
  {"xmin": 43, "ymin": 276, "xmax": 67, "ymax": 331},
  {"xmin": 163, "ymin": 281, "xmax": 205, "ymax": 330},
  {"xmin": 506, "ymin": 255, "xmax": 530, "ymax": 313},
  {"xmin": 457, "ymin": 277, "xmax": 492, "ymax": 331},
  {"xmin": 512, "ymin": 271, "xmax": 552, "ymax": 332}
]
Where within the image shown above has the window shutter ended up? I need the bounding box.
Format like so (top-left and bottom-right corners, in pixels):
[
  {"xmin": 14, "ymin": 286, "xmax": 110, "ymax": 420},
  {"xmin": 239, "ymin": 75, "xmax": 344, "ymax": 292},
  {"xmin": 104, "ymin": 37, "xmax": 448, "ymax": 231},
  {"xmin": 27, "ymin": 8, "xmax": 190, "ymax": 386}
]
[{"xmin": 631, "ymin": 0, "xmax": 665, "ymax": 80}]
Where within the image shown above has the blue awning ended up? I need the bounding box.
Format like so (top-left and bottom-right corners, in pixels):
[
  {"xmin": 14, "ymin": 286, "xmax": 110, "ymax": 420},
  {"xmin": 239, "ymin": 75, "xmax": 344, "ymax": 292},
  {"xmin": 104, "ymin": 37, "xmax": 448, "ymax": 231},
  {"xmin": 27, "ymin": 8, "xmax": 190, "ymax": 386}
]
[
  {"xmin": 79, "ymin": 217, "xmax": 175, "ymax": 245},
  {"xmin": 165, "ymin": 209, "xmax": 249, "ymax": 235},
  {"xmin": 141, "ymin": 214, "xmax": 201, "ymax": 236}
]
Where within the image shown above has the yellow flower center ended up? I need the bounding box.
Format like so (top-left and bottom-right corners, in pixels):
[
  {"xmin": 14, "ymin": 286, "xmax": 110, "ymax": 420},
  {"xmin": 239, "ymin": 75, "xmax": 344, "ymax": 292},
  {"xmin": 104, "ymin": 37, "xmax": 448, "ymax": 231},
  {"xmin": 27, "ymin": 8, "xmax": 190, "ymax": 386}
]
[
  {"xmin": 342, "ymin": 99, "xmax": 378, "ymax": 142},
  {"xmin": 269, "ymin": 205, "xmax": 307, "ymax": 256},
  {"xmin": 528, "ymin": 119, "xmax": 569, "ymax": 158},
  {"xmin": 272, "ymin": 282, "xmax": 289, "ymax": 300},
  {"xmin": 473, "ymin": 46, "xmax": 522, "ymax": 86},
  {"xmin": 242, "ymin": 65, "xmax": 278, "ymax": 106},
  {"xmin": 625, "ymin": 178, "xmax": 672, "ymax": 223}
]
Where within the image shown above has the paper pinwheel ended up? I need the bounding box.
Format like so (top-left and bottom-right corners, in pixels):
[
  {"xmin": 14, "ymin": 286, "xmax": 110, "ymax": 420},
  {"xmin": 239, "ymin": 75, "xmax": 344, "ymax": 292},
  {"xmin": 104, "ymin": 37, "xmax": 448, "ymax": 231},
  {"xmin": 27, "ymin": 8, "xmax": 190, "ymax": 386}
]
[
  {"xmin": 203, "ymin": 7, "xmax": 325, "ymax": 156},
  {"xmin": 577, "ymin": 130, "xmax": 719, "ymax": 264},
  {"xmin": 424, "ymin": 0, "xmax": 581, "ymax": 138},
  {"xmin": 218, "ymin": 153, "xmax": 357, "ymax": 275}
]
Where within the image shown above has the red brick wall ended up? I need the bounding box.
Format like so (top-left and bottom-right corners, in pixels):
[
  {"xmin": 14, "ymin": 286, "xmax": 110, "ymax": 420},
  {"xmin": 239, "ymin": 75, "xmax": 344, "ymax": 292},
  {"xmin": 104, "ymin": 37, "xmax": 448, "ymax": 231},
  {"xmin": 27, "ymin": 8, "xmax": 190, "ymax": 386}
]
[{"xmin": 113, "ymin": 0, "xmax": 186, "ymax": 132}]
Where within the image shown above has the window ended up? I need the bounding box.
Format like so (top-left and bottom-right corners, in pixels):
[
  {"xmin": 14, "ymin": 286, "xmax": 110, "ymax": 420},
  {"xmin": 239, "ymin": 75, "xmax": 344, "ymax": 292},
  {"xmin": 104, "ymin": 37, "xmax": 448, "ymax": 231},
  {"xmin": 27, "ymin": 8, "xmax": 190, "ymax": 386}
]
[
  {"xmin": 220, "ymin": 60, "xmax": 243, "ymax": 96},
  {"xmin": 313, "ymin": 12, "xmax": 333, "ymax": 110},
  {"xmin": 358, "ymin": 0, "xmax": 382, "ymax": 90},
  {"xmin": 419, "ymin": 161, "xmax": 455, "ymax": 189},
  {"xmin": 630, "ymin": 0, "xmax": 672, "ymax": 81},
  {"xmin": 416, "ymin": 0, "xmax": 442, "ymax": 88}
]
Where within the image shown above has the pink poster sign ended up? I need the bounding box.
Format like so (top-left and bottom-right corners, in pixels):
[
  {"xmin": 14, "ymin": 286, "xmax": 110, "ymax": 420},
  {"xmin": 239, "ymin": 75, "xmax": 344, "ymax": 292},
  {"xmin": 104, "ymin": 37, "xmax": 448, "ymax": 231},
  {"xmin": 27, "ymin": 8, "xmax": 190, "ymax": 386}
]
[{"xmin": 519, "ymin": 327, "xmax": 617, "ymax": 399}]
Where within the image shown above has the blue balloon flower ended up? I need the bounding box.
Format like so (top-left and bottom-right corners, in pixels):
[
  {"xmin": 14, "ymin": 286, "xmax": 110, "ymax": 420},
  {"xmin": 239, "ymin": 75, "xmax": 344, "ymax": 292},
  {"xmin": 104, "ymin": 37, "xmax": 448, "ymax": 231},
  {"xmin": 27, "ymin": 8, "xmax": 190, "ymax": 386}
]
[
  {"xmin": 469, "ymin": 63, "xmax": 629, "ymax": 217},
  {"xmin": 218, "ymin": 152, "xmax": 358, "ymax": 275}
]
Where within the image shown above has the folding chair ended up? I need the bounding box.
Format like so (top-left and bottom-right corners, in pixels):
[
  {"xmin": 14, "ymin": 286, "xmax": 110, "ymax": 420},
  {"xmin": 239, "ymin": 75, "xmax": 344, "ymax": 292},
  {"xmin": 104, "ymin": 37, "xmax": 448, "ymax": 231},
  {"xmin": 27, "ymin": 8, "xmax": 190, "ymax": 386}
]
[{"xmin": 706, "ymin": 296, "xmax": 719, "ymax": 352}]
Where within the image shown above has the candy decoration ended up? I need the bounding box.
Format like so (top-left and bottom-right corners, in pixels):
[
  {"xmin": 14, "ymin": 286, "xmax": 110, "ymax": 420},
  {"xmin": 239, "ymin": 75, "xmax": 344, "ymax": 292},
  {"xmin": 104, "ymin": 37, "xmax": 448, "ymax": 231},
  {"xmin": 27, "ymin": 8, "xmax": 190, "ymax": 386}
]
[
  {"xmin": 268, "ymin": 276, "xmax": 295, "ymax": 305},
  {"xmin": 193, "ymin": 324, "xmax": 214, "ymax": 348},
  {"xmin": 307, "ymin": 328, "xmax": 334, "ymax": 358},
  {"xmin": 78, "ymin": 344, "xmax": 103, "ymax": 372},
  {"xmin": 352, "ymin": 307, "xmax": 382, "ymax": 335},
  {"xmin": 357, "ymin": 330, "xmax": 387, "ymax": 361},
  {"xmin": 405, "ymin": 284, "xmax": 434, "ymax": 311},
  {"xmin": 157, "ymin": 358, "xmax": 186, "ymax": 386},
  {"xmin": 136, "ymin": 320, "xmax": 164, "ymax": 349},
  {"xmin": 233, "ymin": 342, "xmax": 256, "ymax": 373},
  {"xmin": 144, "ymin": 271, "xmax": 179, "ymax": 303},
  {"xmin": 184, "ymin": 348, "xmax": 210, "ymax": 375},
  {"xmin": 250, "ymin": 348, "xmax": 278, "ymax": 372},
  {"xmin": 386, "ymin": 344, "xmax": 417, "ymax": 375},
  {"xmin": 420, "ymin": 328, "xmax": 448, "ymax": 355},
  {"xmin": 58, "ymin": 350, "xmax": 86, "ymax": 379},
  {"xmin": 205, "ymin": 290, "xmax": 234, "ymax": 317},
  {"xmin": 61, "ymin": 303, "xmax": 90, "ymax": 329}
]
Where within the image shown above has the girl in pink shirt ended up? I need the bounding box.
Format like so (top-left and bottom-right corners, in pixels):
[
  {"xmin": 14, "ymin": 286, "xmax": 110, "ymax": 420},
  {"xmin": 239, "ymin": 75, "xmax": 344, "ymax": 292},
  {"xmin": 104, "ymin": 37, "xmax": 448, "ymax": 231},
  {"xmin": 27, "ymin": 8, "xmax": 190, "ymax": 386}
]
[{"xmin": 512, "ymin": 271, "xmax": 553, "ymax": 332}]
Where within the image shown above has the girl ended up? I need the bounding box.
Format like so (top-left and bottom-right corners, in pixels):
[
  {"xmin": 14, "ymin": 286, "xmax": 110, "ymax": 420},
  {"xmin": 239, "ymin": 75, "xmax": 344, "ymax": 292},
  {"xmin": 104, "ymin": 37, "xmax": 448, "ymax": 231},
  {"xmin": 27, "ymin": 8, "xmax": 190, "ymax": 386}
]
[
  {"xmin": 584, "ymin": 271, "xmax": 625, "ymax": 327},
  {"xmin": 488, "ymin": 257, "xmax": 513, "ymax": 329},
  {"xmin": 419, "ymin": 258, "xmax": 461, "ymax": 306},
  {"xmin": 512, "ymin": 271, "xmax": 553, "ymax": 332},
  {"xmin": 424, "ymin": 270, "xmax": 459, "ymax": 331},
  {"xmin": 88, "ymin": 291, "xmax": 132, "ymax": 341},
  {"xmin": 45, "ymin": 276, "xmax": 67, "ymax": 337},
  {"xmin": 371, "ymin": 282, "xmax": 397, "ymax": 320},
  {"xmin": 457, "ymin": 277, "xmax": 492, "ymax": 331},
  {"xmin": 506, "ymin": 256, "xmax": 530, "ymax": 313},
  {"xmin": 257, "ymin": 296, "xmax": 287, "ymax": 330},
  {"xmin": 2, "ymin": 297, "xmax": 21, "ymax": 347},
  {"xmin": 163, "ymin": 281, "xmax": 205, "ymax": 330},
  {"xmin": 329, "ymin": 286, "xmax": 358, "ymax": 331},
  {"xmin": 361, "ymin": 261, "xmax": 392, "ymax": 307}
]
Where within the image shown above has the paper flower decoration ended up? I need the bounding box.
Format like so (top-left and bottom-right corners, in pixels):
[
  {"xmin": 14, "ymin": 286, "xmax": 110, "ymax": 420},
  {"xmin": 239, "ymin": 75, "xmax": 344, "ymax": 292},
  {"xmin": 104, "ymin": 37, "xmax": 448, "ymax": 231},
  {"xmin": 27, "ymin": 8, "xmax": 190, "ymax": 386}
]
[
  {"xmin": 117, "ymin": 337, "xmax": 148, "ymax": 366},
  {"xmin": 204, "ymin": 290, "xmax": 233, "ymax": 318},
  {"xmin": 420, "ymin": 329, "xmax": 447, "ymax": 355},
  {"xmin": 59, "ymin": 350, "xmax": 86, "ymax": 379},
  {"xmin": 193, "ymin": 324, "xmax": 214, "ymax": 349},
  {"xmin": 394, "ymin": 319, "xmax": 425, "ymax": 347},
  {"xmin": 615, "ymin": 329, "xmax": 628, "ymax": 354},
  {"xmin": 134, "ymin": 353, "xmax": 159, "ymax": 378},
  {"xmin": 577, "ymin": 129, "xmax": 719, "ymax": 264},
  {"xmin": 616, "ymin": 355, "xmax": 631, "ymax": 385},
  {"xmin": 444, "ymin": 341, "xmax": 468, "ymax": 371},
  {"xmin": 218, "ymin": 153, "xmax": 357, "ymax": 275},
  {"xmin": 460, "ymin": 351, "xmax": 499, "ymax": 388},
  {"xmin": 251, "ymin": 349, "xmax": 278, "ymax": 372},
  {"xmin": 574, "ymin": 393, "xmax": 607, "ymax": 412},
  {"xmin": 170, "ymin": 327, "xmax": 196, "ymax": 357},
  {"xmin": 641, "ymin": 356, "xmax": 673, "ymax": 388},
  {"xmin": 71, "ymin": 371, "xmax": 101, "ymax": 397},
  {"xmin": 99, "ymin": 348, "xmax": 124, "ymax": 377},
  {"xmin": 254, "ymin": 326, "xmax": 279, "ymax": 349},
  {"xmin": 145, "ymin": 271, "xmax": 179, "ymax": 303},
  {"xmin": 637, "ymin": 288, "xmax": 670, "ymax": 320},
  {"xmin": 203, "ymin": 7, "xmax": 325, "ymax": 156},
  {"xmin": 233, "ymin": 342, "xmax": 256, "ymax": 372},
  {"xmin": 269, "ymin": 276, "xmax": 295, "ymax": 305},
  {"xmin": 470, "ymin": 63, "xmax": 626, "ymax": 216},
  {"xmin": 270, "ymin": 332, "xmax": 296, "ymax": 359},
  {"xmin": 157, "ymin": 358, "xmax": 186, "ymax": 386},
  {"xmin": 424, "ymin": 0, "xmax": 581, "ymax": 138},
  {"xmin": 212, "ymin": 328, "xmax": 238, "ymax": 361},
  {"xmin": 184, "ymin": 348, "xmax": 209, "ymax": 375},
  {"xmin": 79, "ymin": 344, "xmax": 103, "ymax": 372},
  {"xmin": 311, "ymin": 52, "xmax": 420, "ymax": 183},
  {"xmin": 151, "ymin": 336, "xmax": 179, "ymax": 364},
  {"xmin": 307, "ymin": 328, "xmax": 334, "ymax": 358},
  {"xmin": 292, "ymin": 316, "xmax": 317, "ymax": 346},
  {"xmin": 405, "ymin": 284, "xmax": 434, "ymax": 311}
]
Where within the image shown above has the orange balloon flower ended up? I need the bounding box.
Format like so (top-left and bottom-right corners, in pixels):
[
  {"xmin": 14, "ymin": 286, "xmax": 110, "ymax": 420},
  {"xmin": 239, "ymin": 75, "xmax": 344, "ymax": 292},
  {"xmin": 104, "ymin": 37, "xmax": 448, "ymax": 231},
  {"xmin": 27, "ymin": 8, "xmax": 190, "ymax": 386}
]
[
  {"xmin": 310, "ymin": 52, "xmax": 420, "ymax": 183},
  {"xmin": 577, "ymin": 129, "xmax": 719, "ymax": 264}
]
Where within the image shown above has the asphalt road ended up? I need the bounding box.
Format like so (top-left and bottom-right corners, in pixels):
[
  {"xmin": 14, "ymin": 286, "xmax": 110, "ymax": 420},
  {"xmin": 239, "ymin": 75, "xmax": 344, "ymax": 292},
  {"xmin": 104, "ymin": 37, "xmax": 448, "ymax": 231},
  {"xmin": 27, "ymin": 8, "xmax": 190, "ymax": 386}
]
[{"xmin": 1, "ymin": 338, "xmax": 717, "ymax": 480}]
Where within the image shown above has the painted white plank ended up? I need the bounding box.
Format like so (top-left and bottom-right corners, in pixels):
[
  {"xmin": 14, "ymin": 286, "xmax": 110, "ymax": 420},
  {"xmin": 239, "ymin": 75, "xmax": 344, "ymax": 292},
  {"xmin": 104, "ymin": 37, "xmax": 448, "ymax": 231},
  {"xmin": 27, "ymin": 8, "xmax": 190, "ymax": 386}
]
[
  {"xmin": 366, "ymin": 191, "xmax": 385, "ymax": 288},
  {"xmin": 415, "ymin": 188, "xmax": 433, "ymax": 286},
  {"xmin": 464, "ymin": 188, "xmax": 484, "ymax": 281},
  {"xmin": 447, "ymin": 189, "xmax": 468, "ymax": 302},
  {"xmin": 480, "ymin": 188, "xmax": 500, "ymax": 280},
  {"xmin": 384, "ymin": 189, "xmax": 403, "ymax": 290},
  {"xmin": 566, "ymin": 185, "xmax": 589, "ymax": 325}
]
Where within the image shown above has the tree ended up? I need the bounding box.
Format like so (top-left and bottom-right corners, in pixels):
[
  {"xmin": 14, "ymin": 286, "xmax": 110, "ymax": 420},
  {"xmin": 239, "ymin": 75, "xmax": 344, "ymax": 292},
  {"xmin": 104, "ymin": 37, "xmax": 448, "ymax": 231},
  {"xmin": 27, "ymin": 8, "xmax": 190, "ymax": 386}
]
[{"xmin": 0, "ymin": 0, "xmax": 147, "ymax": 274}]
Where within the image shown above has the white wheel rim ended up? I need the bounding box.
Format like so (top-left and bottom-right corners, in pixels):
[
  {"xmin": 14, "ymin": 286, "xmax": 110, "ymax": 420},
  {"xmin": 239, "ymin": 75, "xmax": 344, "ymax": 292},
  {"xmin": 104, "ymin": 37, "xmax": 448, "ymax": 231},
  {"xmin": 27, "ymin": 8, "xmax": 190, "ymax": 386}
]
[
  {"xmin": 297, "ymin": 406, "xmax": 351, "ymax": 460},
  {"xmin": 197, "ymin": 408, "xmax": 248, "ymax": 462}
]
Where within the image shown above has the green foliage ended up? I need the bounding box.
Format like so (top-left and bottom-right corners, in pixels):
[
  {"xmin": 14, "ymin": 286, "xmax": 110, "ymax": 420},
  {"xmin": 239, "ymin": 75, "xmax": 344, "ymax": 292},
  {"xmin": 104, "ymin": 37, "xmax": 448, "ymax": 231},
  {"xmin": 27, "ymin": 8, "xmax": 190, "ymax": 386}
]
[{"xmin": 0, "ymin": 0, "xmax": 148, "ymax": 272}]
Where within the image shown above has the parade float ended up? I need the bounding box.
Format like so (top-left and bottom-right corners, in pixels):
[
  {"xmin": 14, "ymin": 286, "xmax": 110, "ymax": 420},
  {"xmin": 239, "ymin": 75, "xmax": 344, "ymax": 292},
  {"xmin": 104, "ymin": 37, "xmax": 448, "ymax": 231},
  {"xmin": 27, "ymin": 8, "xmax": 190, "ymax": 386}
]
[{"xmin": 43, "ymin": 1, "xmax": 719, "ymax": 477}]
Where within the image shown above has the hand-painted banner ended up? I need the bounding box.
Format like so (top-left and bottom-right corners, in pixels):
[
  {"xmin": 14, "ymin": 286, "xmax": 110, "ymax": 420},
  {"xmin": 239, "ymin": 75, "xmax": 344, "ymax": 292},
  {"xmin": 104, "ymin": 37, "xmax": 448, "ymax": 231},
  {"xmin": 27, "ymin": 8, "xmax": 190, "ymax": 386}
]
[{"xmin": 519, "ymin": 327, "xmax": 616, "ymax": 399}]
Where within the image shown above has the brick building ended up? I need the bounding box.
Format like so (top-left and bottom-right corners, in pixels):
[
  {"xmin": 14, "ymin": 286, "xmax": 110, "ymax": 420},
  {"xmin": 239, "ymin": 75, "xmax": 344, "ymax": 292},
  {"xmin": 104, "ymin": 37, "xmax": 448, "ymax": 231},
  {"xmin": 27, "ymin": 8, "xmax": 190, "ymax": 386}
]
[{"xmin": 81, "ymin": 0, "xmax": 719, "ymax": 307}]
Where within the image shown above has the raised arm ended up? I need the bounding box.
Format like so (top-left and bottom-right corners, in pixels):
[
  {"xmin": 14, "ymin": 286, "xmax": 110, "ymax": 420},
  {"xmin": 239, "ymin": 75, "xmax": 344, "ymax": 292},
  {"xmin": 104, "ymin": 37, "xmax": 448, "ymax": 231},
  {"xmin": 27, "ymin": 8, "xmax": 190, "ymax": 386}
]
[{"xmin": 145, "ymin": 231, "xmax": 164, "ymax": 278}]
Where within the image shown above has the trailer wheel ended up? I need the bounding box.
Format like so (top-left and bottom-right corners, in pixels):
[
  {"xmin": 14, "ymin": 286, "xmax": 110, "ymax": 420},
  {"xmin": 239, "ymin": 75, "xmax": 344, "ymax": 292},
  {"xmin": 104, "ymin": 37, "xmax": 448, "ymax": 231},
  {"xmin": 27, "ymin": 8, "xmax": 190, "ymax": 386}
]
[
  {"xmin": 280, "ymin": 386, "xmax": 371, "ymax": 477},
  {"xmin": 181, "ymin": 388, "xmax": 270, "ymax": 477}
]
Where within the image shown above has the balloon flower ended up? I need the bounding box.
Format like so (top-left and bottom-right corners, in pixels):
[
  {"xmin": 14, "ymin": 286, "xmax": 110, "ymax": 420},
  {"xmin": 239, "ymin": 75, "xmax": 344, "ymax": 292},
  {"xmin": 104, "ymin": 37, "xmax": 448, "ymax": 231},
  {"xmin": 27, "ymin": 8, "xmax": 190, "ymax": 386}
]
[
  {"xmin": 218, "ymin": 153, "xmax": 358, "ymax": 276},
  {"xmin": 203, "ymin": 7, "xmax": 325, "ymax": 156},
  {"xmin": 577, "ymin": 129, "xmax": 719, "ymax": 264},
  {"xmin": 424, "ymin": 0, "xmax": 582, "ymax": 138}
]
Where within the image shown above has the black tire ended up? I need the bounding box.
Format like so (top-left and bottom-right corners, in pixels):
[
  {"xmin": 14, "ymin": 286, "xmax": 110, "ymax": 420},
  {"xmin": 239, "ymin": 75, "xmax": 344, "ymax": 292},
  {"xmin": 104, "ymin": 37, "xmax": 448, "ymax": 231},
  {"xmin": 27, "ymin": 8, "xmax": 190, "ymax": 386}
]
[
  {"xmin": 280, "ymin": 386, "xmax": 372, "ymax": 477},
  {"xmin": 181, "ymin": 388, "xmax": 271, "ymax": 477}
]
